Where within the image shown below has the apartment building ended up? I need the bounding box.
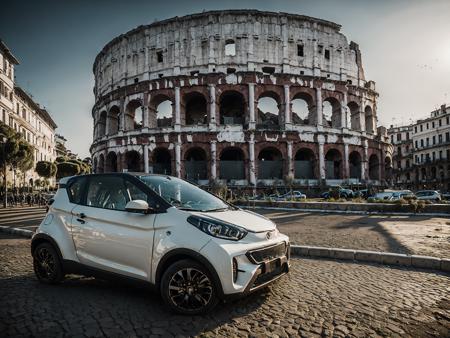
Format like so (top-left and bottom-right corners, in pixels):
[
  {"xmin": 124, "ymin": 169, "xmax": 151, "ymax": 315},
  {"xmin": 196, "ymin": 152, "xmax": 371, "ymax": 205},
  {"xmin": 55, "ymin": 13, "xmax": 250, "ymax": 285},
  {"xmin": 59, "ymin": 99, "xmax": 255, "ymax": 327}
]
[{"xmin": 387, "ymin": 125, "xmax": 415, "ymax": 189}]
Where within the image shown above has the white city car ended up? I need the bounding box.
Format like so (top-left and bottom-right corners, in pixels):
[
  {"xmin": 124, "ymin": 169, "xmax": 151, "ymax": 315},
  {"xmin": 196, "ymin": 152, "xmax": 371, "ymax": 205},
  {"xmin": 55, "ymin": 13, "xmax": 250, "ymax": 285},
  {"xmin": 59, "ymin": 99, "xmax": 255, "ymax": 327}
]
[{"xmin": 31, "ymin": 173, "xmax": 290, "ymax": 314}]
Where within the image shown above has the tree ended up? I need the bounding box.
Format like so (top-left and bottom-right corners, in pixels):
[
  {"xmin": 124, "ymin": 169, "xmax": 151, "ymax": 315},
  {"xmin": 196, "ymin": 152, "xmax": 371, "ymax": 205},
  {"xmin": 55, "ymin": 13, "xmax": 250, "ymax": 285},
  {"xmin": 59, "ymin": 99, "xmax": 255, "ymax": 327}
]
[
  {"xmin": 55, "ymin": 156, "xmax": 67, "ymax": 163},
  {"xmin": 36, "ymin": 161, "xmax": 57, "ymax": 180},
  {"xmin": 56, "ymin": 162, "xmax": 80, "ymax": 179},
  {"xmin": 0, "ymin": 123, "xmax": 34, "ymax": 207}
]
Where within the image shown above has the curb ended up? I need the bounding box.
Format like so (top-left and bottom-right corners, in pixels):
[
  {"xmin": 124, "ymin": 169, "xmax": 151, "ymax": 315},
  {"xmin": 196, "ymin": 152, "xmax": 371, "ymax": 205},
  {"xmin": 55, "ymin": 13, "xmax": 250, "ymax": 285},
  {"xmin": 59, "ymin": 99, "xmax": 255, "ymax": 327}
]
[
  {"xmin": 291, "ymin": 245, "xmax": 450, "ymax": 273},
  {"xmin": 0, "ymin": 226, "xmax": 33, "ymax": 239},
  {"xmin": 1, "ymin": 226, "xmax": 448, "ymax": 273},
  {"xmin": 238, "ymin": 205, "xmax": 450, "ymax": 217}
]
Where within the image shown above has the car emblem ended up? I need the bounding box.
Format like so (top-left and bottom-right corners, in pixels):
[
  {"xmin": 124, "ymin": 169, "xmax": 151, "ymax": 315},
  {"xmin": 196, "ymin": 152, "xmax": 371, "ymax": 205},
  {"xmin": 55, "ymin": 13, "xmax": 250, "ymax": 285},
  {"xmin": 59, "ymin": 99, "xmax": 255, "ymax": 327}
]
[{"xmin": 266, "ymin": 231, "xmax": 271, "ymax": 239}]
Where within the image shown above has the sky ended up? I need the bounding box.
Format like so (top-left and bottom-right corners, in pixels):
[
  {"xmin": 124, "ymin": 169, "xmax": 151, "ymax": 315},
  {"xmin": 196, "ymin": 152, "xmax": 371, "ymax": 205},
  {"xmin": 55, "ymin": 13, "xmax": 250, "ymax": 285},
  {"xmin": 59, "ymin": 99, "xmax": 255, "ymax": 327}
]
[{"xmin": 1, "ymin": 0, "xmax": 450, "ymax": 157}]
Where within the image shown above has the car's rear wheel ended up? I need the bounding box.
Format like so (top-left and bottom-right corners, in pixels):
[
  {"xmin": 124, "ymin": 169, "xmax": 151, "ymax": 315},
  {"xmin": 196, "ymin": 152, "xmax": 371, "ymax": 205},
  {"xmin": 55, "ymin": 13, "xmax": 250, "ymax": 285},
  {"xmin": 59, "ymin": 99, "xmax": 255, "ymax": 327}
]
[
  {"xmin": 160, "ymin": 259, "xmax": 219, "ymax": 315},
  {"xmin": 33, "ymin": 243, "xmax": 64, "ymax": 284}
]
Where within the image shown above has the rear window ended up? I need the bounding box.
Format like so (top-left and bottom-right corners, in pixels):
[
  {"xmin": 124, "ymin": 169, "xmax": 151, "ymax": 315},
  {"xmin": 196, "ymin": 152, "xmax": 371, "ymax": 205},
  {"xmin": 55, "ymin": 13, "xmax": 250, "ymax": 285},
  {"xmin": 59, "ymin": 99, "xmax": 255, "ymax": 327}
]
[{"xmin": 67, "ymin": 177, "xmax": 87, "ymax": 204}]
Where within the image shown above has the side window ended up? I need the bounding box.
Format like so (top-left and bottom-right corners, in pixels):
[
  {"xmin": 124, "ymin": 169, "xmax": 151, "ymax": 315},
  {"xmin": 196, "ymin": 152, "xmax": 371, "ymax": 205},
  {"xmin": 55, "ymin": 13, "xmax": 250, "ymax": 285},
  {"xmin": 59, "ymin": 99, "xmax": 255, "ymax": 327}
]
[
  {"xmin": 124, "ymin": 180, "xmax": 148, "ymax": 202},
  {"xmin": 86, "ymin": 176, "xmax": 129, "ymax": 211},
  {"xmin": 67, "ymin": 177, "xmax": 87, "ymax": 204}
]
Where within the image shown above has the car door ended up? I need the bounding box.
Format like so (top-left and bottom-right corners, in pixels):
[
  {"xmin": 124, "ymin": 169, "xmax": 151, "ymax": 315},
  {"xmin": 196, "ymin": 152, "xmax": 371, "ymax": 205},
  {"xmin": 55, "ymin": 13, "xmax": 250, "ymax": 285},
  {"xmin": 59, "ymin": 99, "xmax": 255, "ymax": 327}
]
[{"xmin": 71, "ymin": 175, "xmax": 157, "ymax": 281}]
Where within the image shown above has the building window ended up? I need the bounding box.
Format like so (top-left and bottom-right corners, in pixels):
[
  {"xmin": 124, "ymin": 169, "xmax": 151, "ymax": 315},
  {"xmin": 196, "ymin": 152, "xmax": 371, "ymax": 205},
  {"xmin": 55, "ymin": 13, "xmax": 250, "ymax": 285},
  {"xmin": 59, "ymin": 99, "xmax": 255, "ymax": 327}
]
[
  {"xmin": 397, "ymin": 161, "xmax": 401, "ymax": 169},
  {"xmin": 397, "ymin": 146, "xmax": 401, "ymax": 156},
  {"xmin": 225, "ymin": 39, "xmax": 236, "ymax": 56},
  {"xmin": 406, "ymin": 160, "xmax": 410, "ymax": 168},
  {"xmin": 439, "ymin": 134, "xmax": 442, "ymax": 143},
  {"xmin": 446, "ymin": 132, "xmax": 450, "ymax": 142},
  {"xmin": 324, "ymin": 49, "xmax": 330, "ymax": 60},
  {"xmin": 432, "ymin": 121, "xmax": 435, "ymax": 128},
  {"xmin": 432, "ymin": 136, "xmax": 436, "ymax": 145},
  {"xmin": 439, "ymin": 151, "xmax": 442, "ymax": 159},
  {"xmin": 414, "ymin": 126, "xmax": 417, "ymax": 133},
  {"xmin": 439, "ymin": 119, "xmax": 442, "ymax": 127},
  {"xmin": 426, "ymin": 123, "xmax": 429, "ymax": 129},
  {"xmin": 297, "ymin": 45, "xmax": 304, "ymax": 57},
  {"xmin": 391, "ymin": 135, "xmax": 394, "ymax": 143},
  {"xmin": 397, "ymin": 133, "xmax": 401, "ymax": 141},
  {"xmin": 156, "ymin": 51, "xmax": 163, "ymax": 63},
  {"xmin": 406, "ymin": 132, "xmax": 409, "ymax": 140},
  {"xmin": 432, "ymin": 152, "xmax": 435, "ymax": 161},
  {"xmin": 415, "ymin": 140, "xmax": 418, "ymax": 148},
  {"xmin": 426, "ymin": 137, "xmax": 429, "ymax": 146},
  {"xmin": 420, "ymin": 125, "xmax": 423, "ymax": 132},
  {"xmin": 420, "ymin": 139, "xmax": 424, "ymax": 147}
]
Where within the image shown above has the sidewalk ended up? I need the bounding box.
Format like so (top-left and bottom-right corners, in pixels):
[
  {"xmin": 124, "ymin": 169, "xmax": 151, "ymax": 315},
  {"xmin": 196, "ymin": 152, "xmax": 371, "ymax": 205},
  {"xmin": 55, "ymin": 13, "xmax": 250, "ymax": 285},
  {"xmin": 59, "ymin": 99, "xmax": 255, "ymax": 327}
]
[{"xmin": 0, "ymin": 206, "xmax": 46, "ymax": 232}]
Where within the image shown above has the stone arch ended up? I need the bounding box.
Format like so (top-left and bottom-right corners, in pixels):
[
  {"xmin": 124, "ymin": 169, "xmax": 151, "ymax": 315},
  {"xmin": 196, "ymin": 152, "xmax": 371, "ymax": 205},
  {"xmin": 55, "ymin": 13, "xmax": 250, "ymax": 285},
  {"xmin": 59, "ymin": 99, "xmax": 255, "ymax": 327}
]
[
  {"xmin": 184, "ymin": 147, "xmax": 207, "ymax": 180},
  {"xmin": 369, "ymin": 154, "xmax": 380, "ymax": 180},
  {"xmin": 152, "ymin": 148, "xmax": 172, "ymax": 175},
  {"xmin": 105, "ymin": 151, "xmax": 118, "ymax": 172},
  {"xmin": 294, "ymin": 148, "xmax": 315, "ymax": 179},
  {"xmin": 125, "ymin": 150, "xmax": 141, "ymax": 172},
  {"xmin": 258, "ymin": 147, "xmax": 283, "ymax": 179},
  {"xmin": 98, "ymin": 153, "xmax": 105, "ymax": 173},
  {"xmin": 97, "ymin": 111, "xmax": 107, "ymax": 138},
  {"xmin": 125, "ymin": 99, "xmax": 143, "ymax": 131},
  {"xmin": 219, "ymin": 147, "xmax": 245, "ymax": 180},
  {"xmin": 365, "ymin": 105, "xmax": 375, "ymax": 134},
  {"xmin": 107, "ymin": 105, "xmax": 120, "ymax": 134},
  {"xmin": 184, "ymin": 92, "xmax": 207, "ymax": 125},
  {"xmin": 93, "ymin": 157, "xmax": 98, "ymax": 173},
  {"xmin": 325, "ymin": 149, "xmax": 342, "ymax": 179},
  {"xmin": 323, "ymin": 97, "xmax": 342, "ymax": 128},
  {"xmin": 384, "ymin": 156, "xmax": 392, "ymax": 180},
  {"xmin": 347, "ymin": 101, "xmax": 360, "ymax": 131},
  {"xmin": 257, "ymin": 91, "xmax": 282, "ymax": 128},
  {"xmin": 292, "ymin": 92, "xmax": 315, "ymax": 126},
  {"xmin": 219, "ymin": 91, "xmax": 246, "ymax": 126},
  {"xmin": 150, "ymin": 94, "xmax": 173, "ymax": 128},
  {"xmin": 349, "ymin": 151, "xmax": 362, "ymax": 179}
]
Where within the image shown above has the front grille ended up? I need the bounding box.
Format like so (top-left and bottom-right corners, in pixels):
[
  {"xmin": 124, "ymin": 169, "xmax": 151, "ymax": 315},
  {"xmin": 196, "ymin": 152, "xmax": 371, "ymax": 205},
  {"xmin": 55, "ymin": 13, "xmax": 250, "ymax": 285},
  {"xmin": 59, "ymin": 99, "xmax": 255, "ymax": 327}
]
[
  {"xmin": 252, "ymin": 264, "xmax": 286, "ymax": 289},
  {"xmin": 246, "ymin": 242, "xmax": 287, "ymax": 264}
]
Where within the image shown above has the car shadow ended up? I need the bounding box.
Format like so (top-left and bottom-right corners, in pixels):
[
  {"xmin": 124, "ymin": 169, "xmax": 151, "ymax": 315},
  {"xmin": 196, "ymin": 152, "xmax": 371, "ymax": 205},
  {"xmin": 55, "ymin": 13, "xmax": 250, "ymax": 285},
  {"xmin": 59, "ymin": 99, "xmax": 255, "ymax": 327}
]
[{"xmin": 0, "ymin": 272, "xmax": 273, "ymax": 337}]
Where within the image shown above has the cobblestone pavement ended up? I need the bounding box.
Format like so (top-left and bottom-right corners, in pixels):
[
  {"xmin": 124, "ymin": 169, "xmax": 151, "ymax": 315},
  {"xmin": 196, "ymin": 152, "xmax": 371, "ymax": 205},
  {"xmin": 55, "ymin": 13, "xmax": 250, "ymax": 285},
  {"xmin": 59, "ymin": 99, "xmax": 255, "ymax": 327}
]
[
  {"xmin": 1, "ymin": 234, "xmax": 449, "ymax": 337},
  {"xmin": 256, "ymin": 209, "xmax": 450, "ymax": 258}
]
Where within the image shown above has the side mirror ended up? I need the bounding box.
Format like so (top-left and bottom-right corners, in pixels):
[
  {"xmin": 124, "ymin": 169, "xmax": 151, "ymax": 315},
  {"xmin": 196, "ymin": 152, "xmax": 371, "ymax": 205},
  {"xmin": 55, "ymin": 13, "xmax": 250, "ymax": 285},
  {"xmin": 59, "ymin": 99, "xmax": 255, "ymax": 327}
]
[{"xmin": 125, "ymin": 200, "xmax": 155, "ymax": 214}]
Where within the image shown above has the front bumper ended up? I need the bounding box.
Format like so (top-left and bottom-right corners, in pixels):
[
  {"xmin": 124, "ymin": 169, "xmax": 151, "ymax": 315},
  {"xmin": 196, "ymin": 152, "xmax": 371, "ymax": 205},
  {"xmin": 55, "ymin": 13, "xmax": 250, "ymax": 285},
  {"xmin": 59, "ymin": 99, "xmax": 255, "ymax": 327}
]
[{"xmin": 200, "ymin": 234, "xmax": 290, "ymax": 296}]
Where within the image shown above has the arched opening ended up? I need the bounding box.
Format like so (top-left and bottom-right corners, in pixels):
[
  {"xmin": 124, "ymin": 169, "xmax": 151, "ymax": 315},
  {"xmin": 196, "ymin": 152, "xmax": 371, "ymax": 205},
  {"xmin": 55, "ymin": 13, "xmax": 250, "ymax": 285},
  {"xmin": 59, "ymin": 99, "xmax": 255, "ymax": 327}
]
[
  {"xmin": 292, "ymin": 92, "xmax": 314, "ymax": 125},
  {"xmin": 93, "ymin": 157, "xmax": 98, "ymax": 173},
  {"xmin": 220, "ymin": 91, "xmax": 245, "ymax": 125},
  {"xmin": 258, "ymin": 147, "xmax": 283, "ymax": 179},
  {"xmin": 257, "ymin": 92, "xmax": 281, "ymax": 128},
  {"xmin": 154, "ymin": 98, "xmax": 173, "ymax": 128},
  {"xmin": 365, "ymin": 106, "xmax": 375, "ymax": 134},
  {"xmin": 105, "ymin": 152, "xmax": 118, "ymax": 172},
  {"xmin": 219, "ymin": 147, "xmax": 245, "ymax": 180},
  {"xmin": 431, "ymin": 166, "xmax": 437, "ymax": 180},
  {"xmin": 125, "ymin": 151, "xmax": 141, "ymax": 172},
  {"xmin": 421, "ymin": 168, "xmax": 427, "ymax": 180},
  {"xmin": 107, "ymin": 106, "xmax": 120, "ymax": 134},
  {"xmin": 152, "ymin": 148, "xmax": 172, "ymax": 175},
  {"xmin": 294, "ymin": 148, "xmax": 315, "ymax": 179},
  {"xmin": 323, "ymin": 97, "xmax": 341, "ymax": 128},
  {"xmin": 185, "ymin": 147, "xmax": 207, "ymax": 181},
  {"xmin": 125, "ymin": 100, "xmax": 143, "ymax": 130},
  {"xmin": 347, "ymin": 101, "xmax": 360, "ymax": 131},
  {"xmin": 369, "ymin": 154, "xmax": 380, "ymax": 180},
  {"xmin": 98, "ymin": 154, "xmax": 105, "ymax": 173},
  {"xmin": 349, "ymin": 151, "xmax": 362, "ymax": 179},
  {"xmin": 385, "ymin": 156, "xmax": 392, "ymax": 179},
  {"xmin": 325, "ymin": 149, "xmax": 342, "ymax": 179},
  {"xmin": 184, "ymin": 92, "xmax": 207, "ymax": 125},
  {"xmin": 97, "ymin": 111, "xmax": 107, "ymax": 138}
]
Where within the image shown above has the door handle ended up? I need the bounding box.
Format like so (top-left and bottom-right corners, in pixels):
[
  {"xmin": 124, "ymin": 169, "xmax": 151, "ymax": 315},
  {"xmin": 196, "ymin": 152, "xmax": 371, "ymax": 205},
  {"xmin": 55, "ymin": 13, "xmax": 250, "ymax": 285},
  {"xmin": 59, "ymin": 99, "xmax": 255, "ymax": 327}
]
[
  {"xmin": 76, "ymin": 218, "xmax": 85, "ymax": 224},
  {"xmin": 79, "ymin": 213, "xmax": 86, "ymax": 219}
]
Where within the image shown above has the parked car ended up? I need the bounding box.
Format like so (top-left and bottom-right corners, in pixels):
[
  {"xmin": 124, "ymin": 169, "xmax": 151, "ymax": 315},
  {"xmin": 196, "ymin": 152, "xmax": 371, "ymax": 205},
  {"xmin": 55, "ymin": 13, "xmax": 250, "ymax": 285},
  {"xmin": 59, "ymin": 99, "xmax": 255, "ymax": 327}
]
[
  {"xmin": 31, "ymin": 173, "xmax": 290, "ymax": 314},
  {"xmin": 321, "ymin": 186, "xmax": 354, "ymax": 199},
  {"xmin": 441, "ymin": 192, "xmax": 450, "ymax": 201},
  {"xmin": 415, "ymin": 190, "xmax": 441, "ymax": 202},
  {"xmin": 276, "ymin": 191, "xmax": 307, "ymax": 201},
  {"xmin": 389, "ymin": 190, "xmax": 415, "ymax": 201},
  {"xmin": 367, "ymin": 191, "xmax": 394, "ymax": 202}
]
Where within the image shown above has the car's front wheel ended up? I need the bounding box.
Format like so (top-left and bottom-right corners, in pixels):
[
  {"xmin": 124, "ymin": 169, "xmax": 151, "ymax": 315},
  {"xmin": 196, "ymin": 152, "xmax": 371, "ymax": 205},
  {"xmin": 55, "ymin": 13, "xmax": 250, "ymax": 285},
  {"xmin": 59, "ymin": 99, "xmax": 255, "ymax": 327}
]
[
  {"xmin": 33, "ymin": 243, "xmax": 64, "ymax": 284},
  {"xmin": 160, "ymin": 259, "xmax": 219, "ymax": 315}
]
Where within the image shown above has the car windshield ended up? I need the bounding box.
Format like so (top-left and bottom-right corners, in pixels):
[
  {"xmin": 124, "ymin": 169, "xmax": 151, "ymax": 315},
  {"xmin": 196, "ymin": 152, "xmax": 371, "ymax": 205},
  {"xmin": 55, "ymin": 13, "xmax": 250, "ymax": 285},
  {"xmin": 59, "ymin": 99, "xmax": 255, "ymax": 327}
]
[{"xmin": 138, "ymin": 175, "xmax": 230, "ymax": 212}]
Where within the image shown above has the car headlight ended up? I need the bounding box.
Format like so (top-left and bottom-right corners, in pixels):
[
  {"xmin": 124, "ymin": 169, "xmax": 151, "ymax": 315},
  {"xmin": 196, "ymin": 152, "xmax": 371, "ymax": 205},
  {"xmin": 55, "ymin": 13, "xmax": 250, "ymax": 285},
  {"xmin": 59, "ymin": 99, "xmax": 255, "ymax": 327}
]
[{"xmin": 187, "ymin": 215, "xmax": 247, "ymax": 241}]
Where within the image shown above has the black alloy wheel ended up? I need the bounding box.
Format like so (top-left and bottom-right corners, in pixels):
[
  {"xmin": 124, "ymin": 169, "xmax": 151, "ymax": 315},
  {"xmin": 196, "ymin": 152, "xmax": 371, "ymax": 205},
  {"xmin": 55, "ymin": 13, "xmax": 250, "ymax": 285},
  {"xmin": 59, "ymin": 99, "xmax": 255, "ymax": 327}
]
[{"xmin": 33, "ymin": 243, "xmax": 63, "ymax": 284}]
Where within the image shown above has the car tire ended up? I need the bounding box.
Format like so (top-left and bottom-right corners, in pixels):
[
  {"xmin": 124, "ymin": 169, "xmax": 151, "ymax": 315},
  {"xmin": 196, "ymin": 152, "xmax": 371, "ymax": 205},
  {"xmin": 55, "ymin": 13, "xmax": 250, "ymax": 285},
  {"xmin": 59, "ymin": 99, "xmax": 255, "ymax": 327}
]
[
  {"xmin": 33, "ymin": 242, "xmax": 64, "ymax": 284},
  {"xmin": 160, "ymin": 259, "xmax": 219, "ymax": 315}
]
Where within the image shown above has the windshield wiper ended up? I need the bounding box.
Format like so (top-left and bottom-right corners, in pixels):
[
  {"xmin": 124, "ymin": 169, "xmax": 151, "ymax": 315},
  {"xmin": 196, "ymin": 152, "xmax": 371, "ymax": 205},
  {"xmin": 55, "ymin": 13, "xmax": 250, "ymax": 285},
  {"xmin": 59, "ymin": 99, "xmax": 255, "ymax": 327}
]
[{"xmin": 202, "ymin": 207, "xmax": 230, "ymax": 212}]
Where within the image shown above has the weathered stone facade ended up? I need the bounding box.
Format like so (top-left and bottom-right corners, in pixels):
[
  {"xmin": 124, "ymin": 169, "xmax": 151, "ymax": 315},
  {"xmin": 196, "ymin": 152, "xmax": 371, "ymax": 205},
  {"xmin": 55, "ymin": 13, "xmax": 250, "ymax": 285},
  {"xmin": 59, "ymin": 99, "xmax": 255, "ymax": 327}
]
[{"xmin": 90, "ymin": 10, "xmax": 392, "ymax": 187}]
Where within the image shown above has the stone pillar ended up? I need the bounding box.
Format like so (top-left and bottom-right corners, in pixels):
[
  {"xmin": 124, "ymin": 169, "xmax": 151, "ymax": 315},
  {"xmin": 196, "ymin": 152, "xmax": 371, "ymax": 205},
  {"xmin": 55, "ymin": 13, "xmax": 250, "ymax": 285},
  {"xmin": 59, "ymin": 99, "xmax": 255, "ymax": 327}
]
[
  {"xmin": 248, "ymin": 83, "xmax": 256, "ymax": 129},
  {"xmin": 175, "ymin": 142, "xmax": 181, "ymax": 178},
  {"xmin": 362, "ymin": 140, "xmax": 368, "ymax": 180},
  {"xmin": 119, "ymin": 98, "xmax": 126, "ymax": 131},
  {"xmin": 318, "ymin": 136, "xmax": 326, "ymax": 180},
  {"xmin": 341, "ymin": 92, "xmax": 348, "ymax": 128},
  {"xmin": 316, "ymin": 87, "xmax": 323, "ymax": 126},
  {"xmin": 144, "ymin": 145, "xmax": 149, "ymax": 173},
  {"xmin": 105, "ymin": 113, "xmax": 110, "ymax": 136},
  {"xmin": 209, "ymin": 84, "xmax": 216, "ymax": 129},
  {"xmin": 343, "ymin": 142, "xmax": 349, "ymax": 179},
  {"xmin": 174, "ymin": 87, "xmax": 181, "ymax": 131},
  {"xmin": 249, "ymin": 137, "xmax": 256, "ymax": 185},
  {"xmin": 142, "ymin": 106, "xmax": 149, "ymax": 128},
  {"xmin": 284, "ymin": 84, "xmax": 291, "ymax": 129},
  {"xmin": 210, "ymin": 141, "xmax": 217, "ymax": 181},
  {"xmin": 287, "ymin": 141, "xmax": 294, "ymax": 178}
]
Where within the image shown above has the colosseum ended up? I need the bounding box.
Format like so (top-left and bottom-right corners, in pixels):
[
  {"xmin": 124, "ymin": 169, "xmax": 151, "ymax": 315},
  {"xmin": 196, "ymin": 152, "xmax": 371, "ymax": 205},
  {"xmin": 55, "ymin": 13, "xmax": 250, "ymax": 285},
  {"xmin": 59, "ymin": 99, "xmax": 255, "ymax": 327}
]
[{"xmin": 90, "ymin": 9, "xmax": 393, "ymax": 191}]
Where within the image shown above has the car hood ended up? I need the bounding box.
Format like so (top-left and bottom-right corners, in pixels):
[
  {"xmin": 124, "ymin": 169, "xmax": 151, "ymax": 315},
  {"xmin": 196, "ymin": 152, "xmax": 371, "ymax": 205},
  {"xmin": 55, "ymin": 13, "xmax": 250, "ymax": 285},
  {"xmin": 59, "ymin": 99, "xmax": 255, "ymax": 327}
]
[{"xmin": 193, "ymin": 209, "xmax": 276, "ymax": 233}]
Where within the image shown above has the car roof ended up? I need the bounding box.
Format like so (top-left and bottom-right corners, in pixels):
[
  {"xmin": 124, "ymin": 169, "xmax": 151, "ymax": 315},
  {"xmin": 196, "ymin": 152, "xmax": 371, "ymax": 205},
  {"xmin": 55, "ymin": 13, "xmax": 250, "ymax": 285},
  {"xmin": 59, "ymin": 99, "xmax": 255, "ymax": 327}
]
[{"xmin": 58, "ymin": 172, "xmax": 176, "ymax": 185}]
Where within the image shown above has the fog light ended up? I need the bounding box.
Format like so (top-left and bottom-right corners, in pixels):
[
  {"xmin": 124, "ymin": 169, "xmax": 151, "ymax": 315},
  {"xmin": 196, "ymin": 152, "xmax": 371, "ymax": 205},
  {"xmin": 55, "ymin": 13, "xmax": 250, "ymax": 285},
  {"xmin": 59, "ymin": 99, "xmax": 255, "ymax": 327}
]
[{"xmin": 232, "ymin": 258, "xmax": 238, "ymax": 283}]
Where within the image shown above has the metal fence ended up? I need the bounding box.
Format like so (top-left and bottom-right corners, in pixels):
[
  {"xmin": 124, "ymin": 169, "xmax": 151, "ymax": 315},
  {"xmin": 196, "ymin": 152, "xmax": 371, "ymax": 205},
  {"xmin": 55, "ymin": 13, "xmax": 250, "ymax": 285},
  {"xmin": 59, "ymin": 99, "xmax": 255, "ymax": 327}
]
[
  {"xmin": 258, "ymin": 161, "xmax": 283, "ymax": 179},
  {"xmin": 185, "ymin": 161, "xmax": 207, "ymax": 180},
  {"xmin": 294, "ymin": 161, "xmax": 314, "ymax": 179},
  {"xmin": 219, "ymin": 161, "xmax": 245, "ymax": 180}
]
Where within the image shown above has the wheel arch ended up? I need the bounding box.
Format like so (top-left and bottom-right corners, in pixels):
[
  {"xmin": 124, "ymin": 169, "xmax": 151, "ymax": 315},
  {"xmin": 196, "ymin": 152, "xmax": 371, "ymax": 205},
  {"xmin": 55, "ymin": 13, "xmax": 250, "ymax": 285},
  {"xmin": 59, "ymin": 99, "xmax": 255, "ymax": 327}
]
[
  {"xmin": 155, "ymin": 248, "xmax": 224, "ymax": 298},
  {"xmin": 31, "ymin": 234, "xmax": 63, "ymax": 262}
]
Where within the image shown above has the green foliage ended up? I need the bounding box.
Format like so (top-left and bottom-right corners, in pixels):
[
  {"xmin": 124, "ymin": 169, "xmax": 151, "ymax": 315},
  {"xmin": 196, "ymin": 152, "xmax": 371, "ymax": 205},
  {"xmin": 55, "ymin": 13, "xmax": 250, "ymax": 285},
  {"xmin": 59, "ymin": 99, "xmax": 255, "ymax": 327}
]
[
  {"xmin": 0, "ymin": 123, "xmax": 34, "ymax": 173},
  {"xmin": 56, "ymin": 161, "xmax": 80, "ymax": 179},
  {"xmin": 36, "ymin": 161, "xmax": 57, "ymax": 178},
  {"xmin": 55, "ymin": 156, "xmax": 67, "ymax": 163}
]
